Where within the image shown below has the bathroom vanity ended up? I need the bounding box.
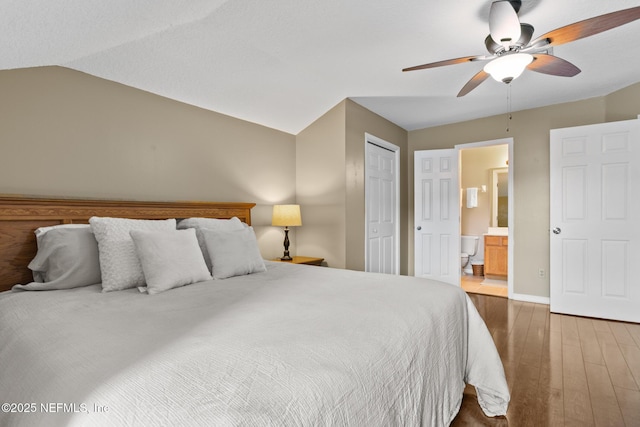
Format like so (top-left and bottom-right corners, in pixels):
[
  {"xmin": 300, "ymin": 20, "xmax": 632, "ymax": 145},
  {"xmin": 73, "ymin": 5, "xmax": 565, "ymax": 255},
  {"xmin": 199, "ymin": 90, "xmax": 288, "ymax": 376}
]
[{"xmin": 484, "ymin": 234, "xmax": 508, "ymax": 279}]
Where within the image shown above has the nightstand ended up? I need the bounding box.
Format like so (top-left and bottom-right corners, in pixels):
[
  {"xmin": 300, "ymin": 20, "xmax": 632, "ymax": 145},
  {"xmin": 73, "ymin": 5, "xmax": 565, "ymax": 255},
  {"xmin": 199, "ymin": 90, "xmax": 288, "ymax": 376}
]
[{"xmin": 271, "ymin": 256, "xmax": 324, "ymax": 266}]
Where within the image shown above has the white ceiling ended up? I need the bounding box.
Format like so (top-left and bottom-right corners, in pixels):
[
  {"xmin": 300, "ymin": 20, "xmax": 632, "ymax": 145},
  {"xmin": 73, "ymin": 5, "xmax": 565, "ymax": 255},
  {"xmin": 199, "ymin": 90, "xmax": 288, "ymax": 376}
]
[{"xmin": 3, "ymin": 0, "xmax": 640, "ymax": 134}]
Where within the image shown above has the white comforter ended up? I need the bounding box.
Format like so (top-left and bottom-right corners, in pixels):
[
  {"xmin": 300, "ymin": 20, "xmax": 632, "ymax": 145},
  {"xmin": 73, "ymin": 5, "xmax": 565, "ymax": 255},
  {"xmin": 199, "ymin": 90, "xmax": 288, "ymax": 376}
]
[{"xmin": 0, "ymin": 262, "xmax": 509, "ymax": 426}]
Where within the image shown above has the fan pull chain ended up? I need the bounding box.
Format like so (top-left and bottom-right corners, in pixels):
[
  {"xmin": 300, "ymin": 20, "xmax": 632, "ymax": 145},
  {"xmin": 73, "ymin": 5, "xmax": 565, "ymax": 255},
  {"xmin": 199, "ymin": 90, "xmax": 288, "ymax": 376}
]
[{"xmin": 506, "ymin": 84, "xmax": 512, "ymax": 133}]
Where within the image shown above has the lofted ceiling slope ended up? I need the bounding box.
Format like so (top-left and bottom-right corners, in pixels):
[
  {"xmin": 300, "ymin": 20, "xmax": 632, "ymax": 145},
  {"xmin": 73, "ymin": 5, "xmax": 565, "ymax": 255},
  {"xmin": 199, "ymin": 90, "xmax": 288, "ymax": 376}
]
[{"xmin": 2, "ymin": 0, "xmax": 640, "ymax": 134}]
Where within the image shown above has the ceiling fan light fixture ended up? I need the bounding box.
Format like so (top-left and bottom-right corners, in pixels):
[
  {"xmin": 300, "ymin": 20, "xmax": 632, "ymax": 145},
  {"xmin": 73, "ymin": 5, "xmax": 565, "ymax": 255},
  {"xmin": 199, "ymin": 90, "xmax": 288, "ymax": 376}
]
[
  {"xmin": 403, "ymin": 3, "xmax": 640, "ymax": 97},
  {"xmin": 483, "ymin": 53, "xmax": 533, "ymax": 83},
  {"xmin": 515, "ymin": 23, "xmax": 535, "ymax": 48}
]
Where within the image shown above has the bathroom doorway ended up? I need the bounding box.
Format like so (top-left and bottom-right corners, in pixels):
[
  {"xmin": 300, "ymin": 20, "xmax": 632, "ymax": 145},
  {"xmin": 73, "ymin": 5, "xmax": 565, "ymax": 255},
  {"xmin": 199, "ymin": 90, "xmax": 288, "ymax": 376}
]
[{"xmin": 456, "ymin": 138, "xmax": 513, "ymax": 298}]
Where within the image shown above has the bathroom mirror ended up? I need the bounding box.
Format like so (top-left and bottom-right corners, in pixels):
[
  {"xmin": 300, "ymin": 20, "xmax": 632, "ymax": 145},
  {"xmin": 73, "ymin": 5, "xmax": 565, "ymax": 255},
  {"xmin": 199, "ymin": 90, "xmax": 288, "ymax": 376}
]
[{"xmin": 490, "ymin": 168, "xmax": 508, "ymax": 227}]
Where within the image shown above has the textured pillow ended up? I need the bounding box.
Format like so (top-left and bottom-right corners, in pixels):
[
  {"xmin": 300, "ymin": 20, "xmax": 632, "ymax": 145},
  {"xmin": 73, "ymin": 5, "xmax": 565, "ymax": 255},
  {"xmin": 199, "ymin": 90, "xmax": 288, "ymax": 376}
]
[
  {"xmin": 89, "ymin": 217, "xmax": 176, "ymax": 292},
  {"xmin": 130, "ymin": 228, "xmax": 212, "ymax": 295},
  {"xmin": 201, "ymin": 226, "xmax": 266, "ymax": 280},
  {"xmin": 177, "ymin": 217, "xmax": 246, "ymax": 271},
  {"xmin": 12, "ymin": 227, "xmax": 101, "ymax": 291}
]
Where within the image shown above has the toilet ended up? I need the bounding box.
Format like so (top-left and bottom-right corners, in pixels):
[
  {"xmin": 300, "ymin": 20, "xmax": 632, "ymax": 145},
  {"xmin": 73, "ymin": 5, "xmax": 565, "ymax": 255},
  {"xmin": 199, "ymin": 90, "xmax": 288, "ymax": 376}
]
[{"xmin": 461, "ymin": 235, "xmax": 479, "ymax": 274}]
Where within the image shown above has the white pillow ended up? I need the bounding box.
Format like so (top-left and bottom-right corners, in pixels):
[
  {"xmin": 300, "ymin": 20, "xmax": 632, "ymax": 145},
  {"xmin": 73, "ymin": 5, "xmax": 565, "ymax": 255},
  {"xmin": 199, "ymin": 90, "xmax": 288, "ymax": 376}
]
[
  {"xmin": 177, "ymin": 217, "xmax": 246, "ymax": 271},
  {"xmin": 89, "ymin": 217, "xmax": 177, "ymax": 292},
  {"xmin": 130, "ymin": 228, "xmax": 212, "ymax": 295},
  {"xmin": 201, "ymin": 226, "xmax": 266, "ymax": 279}
]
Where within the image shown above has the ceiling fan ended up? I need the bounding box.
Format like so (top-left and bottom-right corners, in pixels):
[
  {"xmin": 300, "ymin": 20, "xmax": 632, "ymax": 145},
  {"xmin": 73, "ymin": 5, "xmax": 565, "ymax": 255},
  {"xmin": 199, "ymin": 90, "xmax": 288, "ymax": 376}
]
[{"xmin": 403, "ymin": 1, "xmax": 640, "ymax": 97}]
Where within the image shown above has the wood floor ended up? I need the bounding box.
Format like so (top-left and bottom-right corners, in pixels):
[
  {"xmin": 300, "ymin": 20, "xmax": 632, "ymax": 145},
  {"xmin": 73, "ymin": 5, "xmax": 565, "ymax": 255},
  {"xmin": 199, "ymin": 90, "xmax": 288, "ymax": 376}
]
[
  {"xmin": 452, "ymin": 293, "xmax": 640, "ymax": 426},
  {"xmin": 461, "ymin": 274, "xmax": 508, "ymax": 298}
]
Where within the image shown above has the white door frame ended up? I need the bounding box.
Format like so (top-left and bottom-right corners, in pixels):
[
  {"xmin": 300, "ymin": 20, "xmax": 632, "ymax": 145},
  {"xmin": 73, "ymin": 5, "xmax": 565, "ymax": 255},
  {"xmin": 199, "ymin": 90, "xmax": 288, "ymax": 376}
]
[
  {"xmin": 364, "ymin": 133, "xmax": 400, "ymax": 274},
  {"xmin": 455, "ymin": 138, "xmax": 514, "ymax": 298}
]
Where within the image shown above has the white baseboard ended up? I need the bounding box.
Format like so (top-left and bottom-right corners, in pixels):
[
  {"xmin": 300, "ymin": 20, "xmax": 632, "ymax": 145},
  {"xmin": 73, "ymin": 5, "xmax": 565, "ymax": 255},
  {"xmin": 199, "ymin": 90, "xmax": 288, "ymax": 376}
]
[{"xmin": 509, "ymin": 292, "xmax": 550, "ymax": 305}]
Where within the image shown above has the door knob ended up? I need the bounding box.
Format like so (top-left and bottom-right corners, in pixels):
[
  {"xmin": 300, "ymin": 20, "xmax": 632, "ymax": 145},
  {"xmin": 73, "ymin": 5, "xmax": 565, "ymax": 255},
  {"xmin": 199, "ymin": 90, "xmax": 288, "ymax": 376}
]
[
  {"xmin": 552, "ymin": 227, "xmax": 561, "ymax": 234},
  {"xmin": 417, "ymin": 226, "xmax": 422, "ymax": 230}
]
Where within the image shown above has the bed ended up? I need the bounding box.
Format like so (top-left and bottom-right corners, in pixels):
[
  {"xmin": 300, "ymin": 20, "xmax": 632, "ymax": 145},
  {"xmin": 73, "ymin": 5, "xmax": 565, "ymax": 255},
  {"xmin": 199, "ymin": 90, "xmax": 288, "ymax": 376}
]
[{"xmin": 0, "ymin": 195, "xmax": 509, "ymax": 427}]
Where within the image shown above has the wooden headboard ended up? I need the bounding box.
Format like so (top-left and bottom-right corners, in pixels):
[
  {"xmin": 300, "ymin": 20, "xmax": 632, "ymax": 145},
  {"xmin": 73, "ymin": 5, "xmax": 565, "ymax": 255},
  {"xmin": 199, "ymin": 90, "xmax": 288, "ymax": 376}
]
[{"xmin": 0, "ymin": 195, "xmax": 255, "ymax": 292}]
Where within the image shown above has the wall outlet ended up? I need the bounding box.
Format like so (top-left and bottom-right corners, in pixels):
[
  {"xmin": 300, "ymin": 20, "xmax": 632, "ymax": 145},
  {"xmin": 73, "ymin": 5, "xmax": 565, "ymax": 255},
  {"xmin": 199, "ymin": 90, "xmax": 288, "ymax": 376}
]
[{"xmin": 538, "ymin": 268, "xmax": 545, "ymax": 278}]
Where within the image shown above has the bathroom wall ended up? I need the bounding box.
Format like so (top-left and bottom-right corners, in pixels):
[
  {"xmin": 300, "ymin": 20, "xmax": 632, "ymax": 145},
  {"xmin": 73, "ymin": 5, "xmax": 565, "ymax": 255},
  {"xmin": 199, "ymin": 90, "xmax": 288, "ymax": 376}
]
[
  {"xmin": 460, "ymin": 144, "xmax": 509, "ymax": 264},
  {"xmin": 460, "ymin": 144, "xmax": 509, "ymax": 235}
]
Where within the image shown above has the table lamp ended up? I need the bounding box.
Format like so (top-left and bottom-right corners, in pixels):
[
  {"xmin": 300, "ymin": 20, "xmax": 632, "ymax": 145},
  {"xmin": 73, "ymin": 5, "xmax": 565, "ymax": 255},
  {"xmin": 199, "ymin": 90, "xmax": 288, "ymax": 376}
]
[{"xmin": 272, "ymin": 204, "xmax": 302, "ymax": 261}]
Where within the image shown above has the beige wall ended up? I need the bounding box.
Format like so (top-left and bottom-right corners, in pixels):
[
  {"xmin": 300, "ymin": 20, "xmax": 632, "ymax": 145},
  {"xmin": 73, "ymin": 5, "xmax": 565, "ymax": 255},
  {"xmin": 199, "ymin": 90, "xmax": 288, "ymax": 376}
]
[
  {"xmin": 0, "ymin": 67, "xmax": 409, "ymax": 274},
  {"xmin": 295, "ymin": 99, "xmax": 408, "ymax": 272},
  {"xmin": 295, "ymin": 101, "xmax": 347, "ymax": 268},
  {"xmin": 3, "ymin": 66, "xmax": 639, "ymax": 299},
  {"xmin": 409, "ymin": 84, "xmax": 640, "ymax": 299},
  {"xmin": 345, "ymin": 100, "xmax": 409, "ymax": 274},
  {"xmin": 0, "ymin": 66, "xmax": 296, "ymax": 259},
  {"xmin": 605, "ymin": 82, "xmax": 640, "ymax": 122}
]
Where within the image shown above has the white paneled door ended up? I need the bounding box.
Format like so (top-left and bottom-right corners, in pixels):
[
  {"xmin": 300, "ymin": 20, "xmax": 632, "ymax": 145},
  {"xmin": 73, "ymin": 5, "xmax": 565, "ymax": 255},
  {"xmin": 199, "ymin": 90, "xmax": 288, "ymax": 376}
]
[
  {"xmin": 550, "ymin": 118, "xmax": 640, "ymax": 322},
  {"xmin": 365, "ymin": 139, "xmax": 398, "ymax": 274},
  {"xmin": 414, "ymin": 149, "xmax": 460, "ymax": 285}
]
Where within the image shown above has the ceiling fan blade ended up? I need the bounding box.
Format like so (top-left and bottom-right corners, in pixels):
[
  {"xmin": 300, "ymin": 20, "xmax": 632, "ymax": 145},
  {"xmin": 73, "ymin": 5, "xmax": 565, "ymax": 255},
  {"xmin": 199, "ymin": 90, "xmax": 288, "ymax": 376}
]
[
  {"xmin": 489, "ymin": 1, "xmax": 521, "ymax": 46},
  {"xmin": 530, "ymin": 5, "xmax": 640, "ymax": 48},
  {"xmin": 402, "ymin": 55, "xmax": 487, "ymax": 72},
  {"xmin": 528, "ymin": 54, "xmax": 581, "ymax": 77},
  {"xmin": 457, "ymin": 70, "xmax": 490, "ymax": 97}
]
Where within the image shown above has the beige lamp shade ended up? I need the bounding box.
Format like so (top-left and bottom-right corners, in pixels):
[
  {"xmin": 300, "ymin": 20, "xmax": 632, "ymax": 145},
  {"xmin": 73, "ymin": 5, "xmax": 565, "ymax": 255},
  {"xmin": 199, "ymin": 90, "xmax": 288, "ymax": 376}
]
[{"xmin": 272, "ymin": 204, "xmax": 302, "ymax": 227}]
